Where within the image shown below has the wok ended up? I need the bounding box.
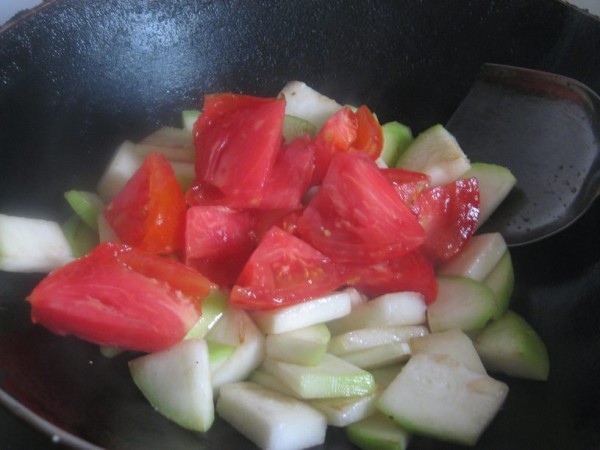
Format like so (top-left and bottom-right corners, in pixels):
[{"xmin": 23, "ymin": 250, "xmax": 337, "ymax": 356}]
[{"xmin": 1, "ymin": 1, "xmax": 599, "ymax": 448}]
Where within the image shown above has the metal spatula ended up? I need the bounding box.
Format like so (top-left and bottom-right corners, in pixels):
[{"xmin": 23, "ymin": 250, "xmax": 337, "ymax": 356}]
[{"xmin": 446, "ymin": 64, "xmax": 600, "ymax": 246}]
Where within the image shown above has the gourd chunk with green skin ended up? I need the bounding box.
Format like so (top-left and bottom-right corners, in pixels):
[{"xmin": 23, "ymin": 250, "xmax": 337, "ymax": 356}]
[
  {"xmin": 437, "ymin": 232, "xmax": 507, "ymax": 282},
  {"xmin": 216, "ymin": 381, "xmax": 327, "ymax": 450},
  {"xmin": 377, "ymin": 353, "xmax": 508, "ymax": 446},
  {"xmin": 346, "ymin": 412, "xmax": 410, "ymax": 450},
  {"xmin": 251, "ymin": 291, "xmax": 352, "ymax": 335},
  {"xmin": 0, "ymin": 214, "xmax": 73, "ymax": 272},
  {"xmin": 483, "ymin": 250, "xmax": 515, "ymax": 318},
  {"xmin": 379, "ymin": 121, "xmax": 414, "ymax": 167},
  {"xmin": 461, "ymin": 162, "xmax": 517, "ymax": 226},
  {"xmin": 266, "ymin": 323, "xmax": 331, "ymax": 366},
  {"xmin": 327, "ymin": 292, "xmax": 426, "ymax": 336},
  {"xmin": 395, "ymin": 124, "xmax": 471, "ymax": 187},
  {"xmin": 409, "ymin": 329, "xmax": 486, "ymax": 375},
  {"xmin": 206, "ymin": 307, "xmax": 265, "ymax": 395},
  {"xmin": 262, "ymin": 353, "xmax": 376, "ymax": 399},
  {"xmin": 328, "ymin": 326, "xmax": 428, "ymax": 356},
  {"xmin": 427, "ymin": 276, "xmax": 496, "ymax": 333},
  {"xmin": 474, "ymin": 310, "xmax": 550, "ymax": 381},
  {"xmin": 128, "ymin": 338, "xmax": 214, "ymax": 432}
]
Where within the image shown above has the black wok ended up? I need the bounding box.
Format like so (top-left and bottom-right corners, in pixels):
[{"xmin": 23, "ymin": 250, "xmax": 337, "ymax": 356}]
[{"xmin": 1, "ymin": 1, "xmax": 599, "ymax": 449}]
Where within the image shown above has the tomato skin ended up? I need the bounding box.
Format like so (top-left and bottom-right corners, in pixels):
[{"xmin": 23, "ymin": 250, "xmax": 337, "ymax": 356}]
[
  {"xmin": 381, "ymin": 167, "xmax": 431, "ymax": 205},
  {"xmin": 27, "ymin": 243, "xmax": 203, "ymax": 352},
  {"xmin": 340, "ymin": 251, "xmax": 438, "ymax": 304},
  {"xmin": 298, "ymin": 153, "xmax": 427, "ymax": 264},
  {"xmin": 184, "ymin": 205, "xmax": 257, "ymax": 286},
  {"xmin": 413, "ymin": 177, "xmax": 480, "ymax": 263},
  {"xmin": 193, "ymin": 93, "xmax": 285, "ymax": 202},
  {"xmin": 312, "ymin": 107, "xmax": 358, "ymax": 184},
  {"xmin": 103, "ymin": 152, "xmax": 186, "ymax": 255},
  {"xmin": 351, "ymin": 105, "xmax": 383, "ymax": 158},
  {"xmin": 229, "ymin": 226, "xmax": 344, "ymax": 309},
  {"xmin": 116, "ymin": 244, "xmax": 218, "ymax": 299},
  {"xmin": 255, "ymin": 135, "xmax": 315, "ymax": 209},
  {"xmin": 188, "ymin": 135, "xmax": 315, "ymax": 211}
]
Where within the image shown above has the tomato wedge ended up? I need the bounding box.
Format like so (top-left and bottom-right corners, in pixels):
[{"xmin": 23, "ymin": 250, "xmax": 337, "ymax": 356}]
[
  {"xmin": 103, "ymin": 152, "xmax": 186, "ymax": 255},
  {"xmin": 351, "ymin": 105, "xmax": 383, "ymax": 158},
  {"xmin": 229, "ymin": 226, "xmax": 344, "ymax": 309},
  {"xmin": 413, "ymin": 177, "xmax": 480, "ymax": 263},
  {"xmin": 185, "ymin": 205, "xmax": 256, "ymax": 285},
  {"xmin": 193, "ymin": 93, "xmax": 285, "ymax": 203},
  {"xmin": 340, "ymin": 251, "xmax": 438, "ymax": 304},
  {"xmin": 27, "ymin": 243, "xmax": 205, "ymax": 352},
  {"xmin": 298, "ymin": 153, "xmax": 427, "ymax": 263},
  {"xmin": 381, "ymin": 167, "xmax": 431, "ymax": 205},
  {"xmin": 312, "ymin": 106, "xmax": 358, "ymax": 184}
]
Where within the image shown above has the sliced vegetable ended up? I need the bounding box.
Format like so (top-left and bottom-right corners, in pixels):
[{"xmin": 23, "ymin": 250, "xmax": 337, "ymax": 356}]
[
  {"xmin": 474, "ymin": 310, "xmax": 549, "ymax": 381},
  {"xmin": 0, "ymin": 214, "xmax": 73, "ymax": 273},
  {"xmin": 265, "ymin": 323, "xmax": 331, "ymax": 366},
  {"xmin": 193, "ymin": 93, "xmax": 285, "ymax": 202},
  {"xmin": 298, "ymin": 153, "xmax": 426, "ymax": 263},
  {"xmin": 327, "ymin": 292, "xmax": 427, "ymax": 336},
  {"xmin": 64, "ymin": 190, "xmax": 104, "ymax": 231},
  {"xmin": 377, "ymin": 353, "xmax": 509, "ymax": 446},
  {"xmin": 379, "ymin": 121, "xmax": 414, "ymax": 167},
  {"xmin": 103, "ymin": 152, "xmax": 187, "ymax": 255},
  {"xmin": 262, "ymin": 353, "xmax": 376, "ymax": 399},
  {"xmin": 437, "ymin": 232, "xmax": 507, "ymax": 281},
  {"xmin": 409, "ymin": 329, "xmax": 486, "ymax": 374},
  {"xmin": 216, "ymin": 381, "xmax": 328, "ymax": 450},
  {"xmin": 461, "ymin": 162, "xmax": 517, "ymax": 226},
  {"xmin": 27, "ymin": 243, "xmax": 202, "ymax": 352},
  {"xmin": 129, "ymin": 338, "xmax": 214, "ymax": 432},
  {"xmin": 279, "ymin": 80, "xmax": 343, "ymax": 129},
  {"xmin": 484, "ymin": 250, "xmax": 515, "ymax": 318},
  {"xmin": 427, "ymin": 276, "xmax": 496, "ymax": 333},
  {"xmin": 395, "ymin": 124, "xmax": 471, "ymax": 187},
  {"xmin": 251, "ymin": 290, "xmax": 352, "ymax": 335},
  {"xmin": 413, "ymin": 177, "xmax": 480, "ymax": 263},
  {"xmin": 346, "ymin": 411, "xmax": 411, "ymax": 450},
  {"xmin": 206, "ymin": 307, "xmax": 265, "ymax": 394},
  {"xmin": 229, "ymin": 226, "xmax": 344, "ymax": 309}
]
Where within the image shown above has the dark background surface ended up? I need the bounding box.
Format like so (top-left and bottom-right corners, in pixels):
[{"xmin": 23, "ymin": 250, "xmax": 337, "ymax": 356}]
[{"xmin": 0, "ymin": 1, "xmax": 599, "ymax": 449}]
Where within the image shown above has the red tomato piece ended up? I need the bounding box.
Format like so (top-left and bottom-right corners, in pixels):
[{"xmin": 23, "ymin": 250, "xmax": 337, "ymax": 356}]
[
  {"xmin": 184, "ymin": 206, "xmax": 257, "ymax": 286},
  {"xmin": 27, "ymin": 243, "xmax": 203, "ymax": 352},
  {"xmin": 340, "ymin": 251, "xmax": 438, "ymax": 304},
  {"xmin": 297, "ymin": 153, "xmax": 427, "ymax": 264},
  {"xmin": 193, "ymin": 93, "xmax": 285, "ymax": 201},
  {"xmin": 229, "ymin": 226, "xmax": 344, "ymax": 309},
  {"xmin": 381, "ymin": 167, "xmax": 431, "ymax": 205},
  {"xmin": 103, "ymin": 152, "xmax": 186, "ymax": 255},
  {"xmin": 413, "ymin": 177, "xmax": 480, "ymax": 263},
  {"xmin": 116, "ymin": 245, "xmax": 218, "ymax": 299},
  {"xmin": 351, "ymin": 105, "xmax": 383, "ymax": 159},
  {"xmin": 255, "ymin": 135, "xmax": 315, "ymax": 209},
  {"xmin": 251, "ymin": 208, "xmax": 303, "ymax": 240},
  {"xmin": 312, "ymin": 106, "xmax": 358, "ymax": 184}
]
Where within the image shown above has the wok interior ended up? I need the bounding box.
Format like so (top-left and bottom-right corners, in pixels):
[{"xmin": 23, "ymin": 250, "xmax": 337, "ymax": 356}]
[{"xmin": 0, "ymin": 1, "xmax": 599, "ymax": 448}]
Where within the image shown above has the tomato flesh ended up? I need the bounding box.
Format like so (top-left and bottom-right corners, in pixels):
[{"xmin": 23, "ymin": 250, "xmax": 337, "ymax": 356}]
[
  {"xmin": 340, "ymin": 251, "xmax": 438, "ymax": 304},
  {"xmin": 193, "ymin": 93, "xmax": 285, "ymax": 203},
  {"xmin": 103, "ymin": 152, "xmax": 186, "ymax": 255},
  {"xmin": 229, "ymin": 226, "xmax": 344, "ymax": 309},
  {"xmin": 27, "ymin": 243, "xmax": 203, "ymax": 352},
  {"xmin": 351, "ymin": 105, "xmax": 383, "ymax": 158},
  {"xmin": 413, "ymin": 177, "xmax": 480, "ymax": 263},
  {"xmin": 185, "ymin": 205, "xmax": 256, "ymax": 285},
  {"xmin": 298, "ymin": 153, "xmax": 427, "ymax": 263},
  {"xmin": 381, "ymin": 167, "xmax": 431, "ymax": 205}
]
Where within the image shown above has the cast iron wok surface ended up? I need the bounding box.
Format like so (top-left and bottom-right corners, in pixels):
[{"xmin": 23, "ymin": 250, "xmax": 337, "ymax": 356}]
[{"xmin": 1, "ymin": 1, "xmax": 599, "ymax": 448}]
